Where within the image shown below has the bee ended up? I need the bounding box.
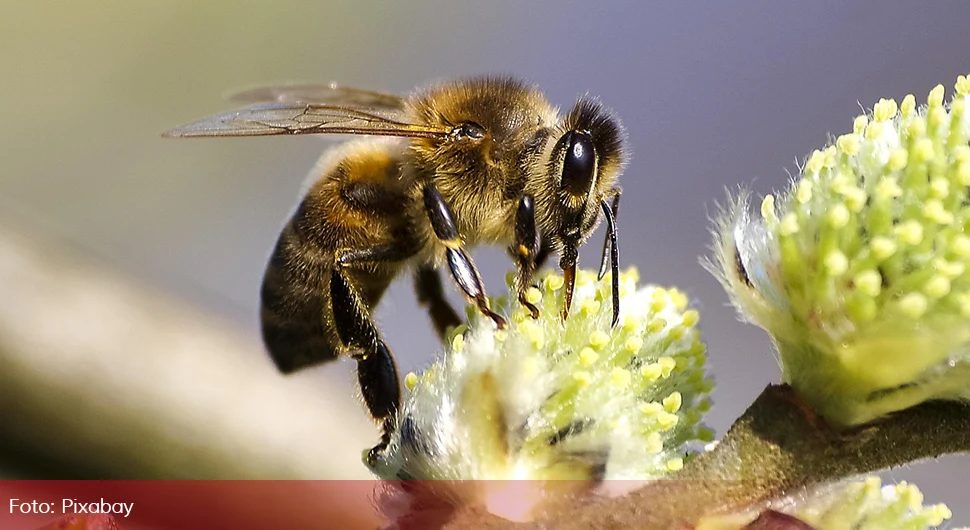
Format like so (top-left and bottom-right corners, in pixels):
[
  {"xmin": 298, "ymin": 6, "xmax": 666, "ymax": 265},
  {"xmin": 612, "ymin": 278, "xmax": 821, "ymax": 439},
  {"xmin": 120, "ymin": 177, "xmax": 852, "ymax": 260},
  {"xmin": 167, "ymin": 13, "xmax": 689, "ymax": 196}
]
[{"xmin": 164, "ymin": 76, "xmax": 626, "ymax": 463}]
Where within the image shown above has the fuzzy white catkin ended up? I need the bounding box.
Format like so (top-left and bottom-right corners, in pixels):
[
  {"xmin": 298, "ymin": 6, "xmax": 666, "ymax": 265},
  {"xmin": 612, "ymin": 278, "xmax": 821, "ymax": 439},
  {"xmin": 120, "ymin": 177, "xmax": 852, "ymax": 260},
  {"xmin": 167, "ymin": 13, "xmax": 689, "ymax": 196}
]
[
  {"xmin": 708, "ymin": 74, "xmax": 970, "ymax": 427},
  {"xmin": 367, "ymin": 268, "xmax": 713, "ymax": 518}
]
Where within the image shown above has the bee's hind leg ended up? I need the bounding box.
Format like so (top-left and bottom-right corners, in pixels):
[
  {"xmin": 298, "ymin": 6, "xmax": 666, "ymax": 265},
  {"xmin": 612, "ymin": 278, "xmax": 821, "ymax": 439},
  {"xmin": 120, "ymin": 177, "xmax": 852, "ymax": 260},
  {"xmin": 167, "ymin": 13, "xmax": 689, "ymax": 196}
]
[{"xmin": 329, "ymin": 266, "xmax": 400, "ymax": 463}]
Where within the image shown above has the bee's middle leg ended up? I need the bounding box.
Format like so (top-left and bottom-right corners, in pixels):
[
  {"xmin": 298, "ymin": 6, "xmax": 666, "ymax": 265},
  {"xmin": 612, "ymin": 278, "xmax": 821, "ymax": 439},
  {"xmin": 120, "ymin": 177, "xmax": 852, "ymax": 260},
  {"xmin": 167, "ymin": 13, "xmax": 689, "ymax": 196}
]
[
  {"xmin": 511, "ymin": 195, "xmax": 541, "ymax": 319},
  {"xmin": 414, "ymin": 265, "xmax": 462, "ymax": 341},
  {"xmin": 422, "ymin": 184, "xmax": 506, "ymax": 329}
]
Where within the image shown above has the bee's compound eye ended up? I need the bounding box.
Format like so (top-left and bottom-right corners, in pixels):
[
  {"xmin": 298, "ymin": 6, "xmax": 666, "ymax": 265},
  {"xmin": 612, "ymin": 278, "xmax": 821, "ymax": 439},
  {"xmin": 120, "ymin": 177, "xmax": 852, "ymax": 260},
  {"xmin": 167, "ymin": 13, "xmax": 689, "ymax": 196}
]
[
  {"xmin": 456, "ymin": 122, "xmax": 485, "ymax": 139},
  {"xmin": 558, "ymin": 130, "xmax": 596, "ymax": 196}
]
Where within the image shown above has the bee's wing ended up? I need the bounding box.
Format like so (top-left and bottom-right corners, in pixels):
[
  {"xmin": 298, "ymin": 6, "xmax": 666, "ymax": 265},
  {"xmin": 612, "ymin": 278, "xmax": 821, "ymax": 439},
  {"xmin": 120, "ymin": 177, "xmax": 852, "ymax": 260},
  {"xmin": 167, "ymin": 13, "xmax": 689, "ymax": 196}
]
[
  {"xmin": 162, "ymin": 102, "xmax": 448, "ymax": 139},
  {"xmin": 228, "ymin": 83, "xmax": 406, "ymax": 111}
]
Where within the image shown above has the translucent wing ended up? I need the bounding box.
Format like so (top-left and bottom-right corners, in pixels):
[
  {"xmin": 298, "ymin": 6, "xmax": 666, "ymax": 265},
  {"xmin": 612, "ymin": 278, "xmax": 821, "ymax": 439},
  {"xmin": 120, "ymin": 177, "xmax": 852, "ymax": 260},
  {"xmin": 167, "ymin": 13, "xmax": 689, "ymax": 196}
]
[
  {"xmin": 229, "ymin": 82, "xmax": 406, "ymax": 111},
  {"xmin": 163, "ymin": 102, "xmax": 448, "ymax": 139}
]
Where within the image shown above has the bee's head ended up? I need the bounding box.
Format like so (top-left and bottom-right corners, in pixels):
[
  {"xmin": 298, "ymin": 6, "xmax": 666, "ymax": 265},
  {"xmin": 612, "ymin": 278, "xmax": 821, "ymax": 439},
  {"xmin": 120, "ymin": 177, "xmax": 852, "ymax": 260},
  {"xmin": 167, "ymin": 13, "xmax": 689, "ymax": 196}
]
[{"xmin": 526, "ymin": 97, "xmax": 626, "ymax": 311}]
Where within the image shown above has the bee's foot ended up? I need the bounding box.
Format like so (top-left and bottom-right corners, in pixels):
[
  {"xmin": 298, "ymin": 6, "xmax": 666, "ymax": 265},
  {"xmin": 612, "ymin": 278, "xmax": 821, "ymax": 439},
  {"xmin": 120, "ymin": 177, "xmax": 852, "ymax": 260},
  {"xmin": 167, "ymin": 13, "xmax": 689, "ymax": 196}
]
[
  {"xmin": 517, "ymin": 294, "xmax": 540, "ymax": 319},
  {"xmin": 486, "ymin": 309, "xmax": 507, "ymax": 329},
  {"xmin": 366, "ymin": 444, "xmax": 385, "ymax": 469}
]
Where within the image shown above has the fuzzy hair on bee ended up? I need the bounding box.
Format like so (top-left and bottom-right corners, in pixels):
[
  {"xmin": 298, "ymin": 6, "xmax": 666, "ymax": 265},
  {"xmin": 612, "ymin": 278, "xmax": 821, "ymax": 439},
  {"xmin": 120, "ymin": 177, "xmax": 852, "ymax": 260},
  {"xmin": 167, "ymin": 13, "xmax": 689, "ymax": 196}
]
[{"xmin": 164, "ymin": 76, "xmax": 629, "ymax": 463}]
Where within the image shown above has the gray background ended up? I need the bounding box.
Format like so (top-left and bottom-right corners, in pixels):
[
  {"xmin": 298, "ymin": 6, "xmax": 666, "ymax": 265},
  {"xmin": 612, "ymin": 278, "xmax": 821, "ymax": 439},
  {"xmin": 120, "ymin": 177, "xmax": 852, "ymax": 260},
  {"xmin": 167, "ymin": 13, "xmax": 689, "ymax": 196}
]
[{"xmin": 2, "ymin": 1, "xmax": 967, "ymax": 522}]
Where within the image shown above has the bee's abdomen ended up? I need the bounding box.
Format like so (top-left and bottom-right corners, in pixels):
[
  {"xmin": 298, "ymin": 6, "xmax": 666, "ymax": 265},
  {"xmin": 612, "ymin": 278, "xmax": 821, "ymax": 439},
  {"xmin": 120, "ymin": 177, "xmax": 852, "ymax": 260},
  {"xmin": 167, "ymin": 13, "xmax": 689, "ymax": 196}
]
[
  {"xmin": 259, "ymin": 223, "xmax": 341, "ymax": 373},
  {"xmin": 258, "ymin": 139, "xmax": 412, "ymax": 373}
]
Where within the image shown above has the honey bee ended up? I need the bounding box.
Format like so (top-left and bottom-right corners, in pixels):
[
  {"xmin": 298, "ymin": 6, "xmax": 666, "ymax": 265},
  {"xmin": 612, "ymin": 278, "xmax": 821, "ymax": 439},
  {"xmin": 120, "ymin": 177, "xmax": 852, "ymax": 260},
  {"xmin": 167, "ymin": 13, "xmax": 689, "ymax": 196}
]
[{"xmin": 164, "ymin": 76, "xmax": 626, "ymax": 462}]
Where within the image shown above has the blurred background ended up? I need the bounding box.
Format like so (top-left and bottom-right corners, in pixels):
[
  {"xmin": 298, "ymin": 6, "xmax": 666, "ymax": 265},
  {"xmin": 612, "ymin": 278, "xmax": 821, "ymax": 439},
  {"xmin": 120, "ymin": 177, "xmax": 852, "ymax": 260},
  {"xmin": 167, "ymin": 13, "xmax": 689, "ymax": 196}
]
[{"xmin": 1, "ymin": 1, "xmax": 968, "ymax": 527}]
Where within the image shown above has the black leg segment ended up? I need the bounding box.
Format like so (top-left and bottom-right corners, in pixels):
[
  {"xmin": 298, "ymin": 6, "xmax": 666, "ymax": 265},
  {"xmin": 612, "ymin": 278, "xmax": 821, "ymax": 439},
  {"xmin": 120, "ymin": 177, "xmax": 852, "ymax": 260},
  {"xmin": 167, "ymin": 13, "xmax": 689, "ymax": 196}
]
[
  {"xmin": 599, "ymin": 198, "xmax": 620, "ymax": 327},
  {"xmin": 422, "ymin": 185, "xmax": 506, "ymax": 329},
  {"xmin": 559, "ymin": 243, "xmax": 578, "ymax": 322},
  {"xmin": 512, "ymin": 195, "xmax": 541, "ymax": 318},
  {"xmin": 329, "ymin": 267, "xmax": 401, "ymax": 457},
  {"xmin": 337, "ymin": 241, "xmax": 418, "ymax": 266},
  {"xmin": 598, "ymin": 190, "xmax": 621, "ymax": 280}
]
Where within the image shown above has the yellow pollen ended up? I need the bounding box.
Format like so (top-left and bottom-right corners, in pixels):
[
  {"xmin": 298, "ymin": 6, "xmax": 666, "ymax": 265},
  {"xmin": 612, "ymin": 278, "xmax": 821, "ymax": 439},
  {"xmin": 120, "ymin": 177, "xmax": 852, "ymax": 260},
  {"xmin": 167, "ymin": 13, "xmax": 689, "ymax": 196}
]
[
  {"xmin": 864, "ymin": 121, "xmax": 884, "ymax": 140},
  {"xmin": 681, "ymin": 309, "xmax": 700, "ymax": 327},
  {"xmin": 580, "ymin": 298, "xmax": 601, "ymax": 315},
  {"xmin": 669, "ymin": 325, "xmax": 686, "ymax": 341},
  {"xmin": 647, "ymin": 317, "xmax": 667, "ymax": 333},
  {"xmin": 650, "ymin": 290, "xmax": 668, "ymax": 312},
  {"xmin": 524, "ymin": 287, "xmax": 542, "ymax": 305},
  {"xmin": 952, "ymin": 235, "xmax": 970, "ymax": 258},
  {"xmin": 578, "ymin": 347, "xmax": 599, "ymax": 367},
  {"xmin": 624, "ymin": 336, "xmax": 643, "ymax": 353},
  {"xmin": 640, "ymin": 363, "xmax": 662, "ymax": 381},
  {"xmin": 854, "ymin": 270, "xmax": 882, "ymax": 297},
  {"xmin": 924, "ymin": 275, "xmax": 951, "ymax": 299},
  {"xmin": 806, "ymin": 150, "xmax": 825, "ymax": 174},
  {"xmin": 875, "ymin": 177, "xmax": 903, "ymax": 199},
  {"xmin": 887, "ymin": 148, "xmax": 909, "ymax": 172},
  {"xmin": 957, "ymin": 74, "xmax": 970, "ymax": 96},
  {"xmin": 645, "ymin": 432, "xmax": 664, "ymax": 454},
  {"xmin": 957, "ymin": 161, "xmax": 970, "ymax": 186},
  {"xmin": 823, "ymin": 146, "xmax": 837, "ymax": 167},
  {"xmin": 589, "ymin": 330, "xmax": 611, "ymax": 349},
  {"xmin": 842, "ymin": 187, "xmax": 867, "ymax": 212},
  {"xmin": 666, "ymin": 458, "xmax": 684, "ymax": 472},
  {"xmin": 670, "ymin": 289, "xmax": 689, "ymax": 311},
  {"xmin": 873, "ymin": 98, "xmax": 898, "ymax": 122},
  {"xmin": 928, "ymin": 83, "xmax": 945, "ymax": 108},
  {"xmin": 663, "ymin": 391, "xmax": 683, "ymax": 413},
  {"xmin": 452, "ymin": 333, "xmax": 465, "ymax": 352},
  {"xmin": 611, "ymin": 367, "xmax": 631, "ymax": 389},
  {"xmin": 622, "ymin": 314, "xmax": 640, "ymax": 332},
  {"xmin": 870, "ymin": 236, "xmax": 898, "ymax": 260},
  {"xmin": 836, "ymin": 133, "xmax": 861, "ymax": 155},
  {"xmin": 796, "ymin": 180, "xmax": 814, "ymax": 203},
  {"xmin": 639, "ymin": 401, "xmax": 663, "ymax": 416},
  {"xmin": 853, "ymin": 115, "xmax": 869, "ymax": 134},
  {"xmin": 894, "ymin": 220, "xmax": 924, "ymax": 245},
  {"xmin": 823, "ymin": 251, "xmax": 848, "ymax": 276},
  {"xmin": 923, "ymin": 200, "xmax": 954, "ymax": 224},
  {"xmin": 404, "ymin": 372, "xmax": 419, "ymax": 391},
  {"xmin": 899, "ymin": 293, "xmax": 928, "ymax": 319},
  {"xmin": 933, "ymin": 258, "xmax": 964, "ymax": 279},
  {"xmin": 658, "ymin": 356, "xmax": 677, "ymax": 378},
  {"xmin": 544, "ymin": 273, "xmax": 564, "ymax": 291},
  {"xmin": 573, "ymin": 371, "xmax": 592, "ymax": 387},
  {"xmin": 930, "ymin": 177, "xmax": 950, "ymax": 198},
  {"xmin": 914, "ymin": 138, "xmax": 935, "ymax": 162},
  {"xmin": 826, "ymin": 203, "xmax": 850, "ymax": 228},
  {"xmin": 657, "ymin": 412, "xmax": 679, "ymax": 430},
  {"xmin": 780, "ymin": 213, "xmax": 800, "ymax": 235},
  {"xmin": 900, "ymin": 94, "xmax": 917, "ymax": 117},
  {"xmin": 761, "ymin": 194, "xmax": 776, "ymax": 222}
]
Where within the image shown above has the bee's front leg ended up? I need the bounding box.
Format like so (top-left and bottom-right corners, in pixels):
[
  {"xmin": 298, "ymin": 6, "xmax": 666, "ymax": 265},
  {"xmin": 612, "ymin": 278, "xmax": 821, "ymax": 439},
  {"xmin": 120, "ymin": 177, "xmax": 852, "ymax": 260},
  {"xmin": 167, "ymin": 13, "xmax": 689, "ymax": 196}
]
[
  {"xmin": 511, "ymin": 195, "xmax": 541, "ymax": 319},
  {"xmin": 422, "ymin": 184, "xmax": 506, "ymax": 329},
  {"xmin": 598, "ymin": 189, "xmax": 620, "ymax": 327}
]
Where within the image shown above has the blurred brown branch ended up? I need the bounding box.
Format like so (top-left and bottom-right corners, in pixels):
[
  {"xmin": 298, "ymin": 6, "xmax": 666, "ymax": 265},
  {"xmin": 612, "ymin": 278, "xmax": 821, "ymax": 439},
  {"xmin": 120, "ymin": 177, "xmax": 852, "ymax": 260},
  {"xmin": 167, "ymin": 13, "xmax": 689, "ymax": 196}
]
[{"xmin": 0, "ymin": 224, "xmax": 382, "ymax": 528}]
